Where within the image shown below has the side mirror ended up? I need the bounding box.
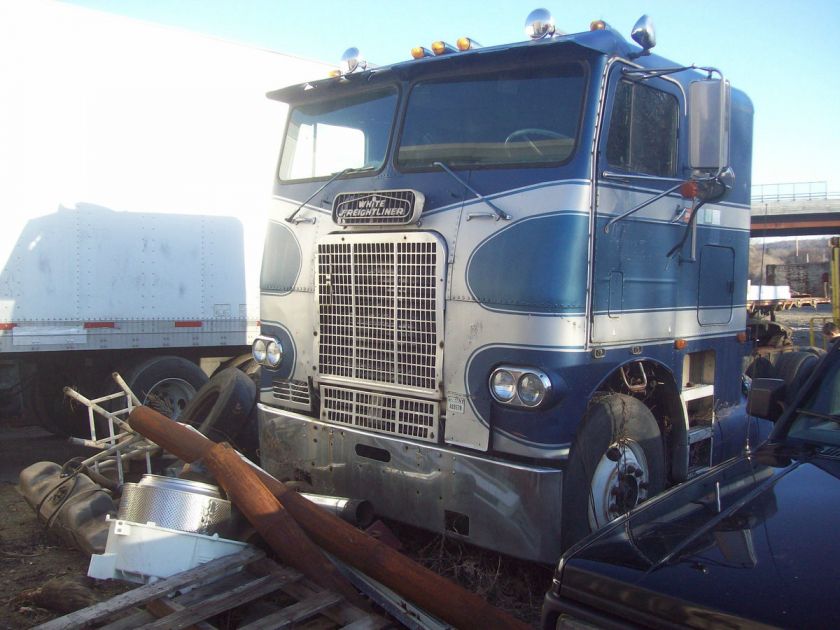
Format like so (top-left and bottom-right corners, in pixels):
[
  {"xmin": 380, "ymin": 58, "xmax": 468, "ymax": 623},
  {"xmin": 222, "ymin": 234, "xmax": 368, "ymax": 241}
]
[
  {"xmin": 747, "ymin": 378, "xmax": 786, "ymax": 421},
  {"xmin": 688, "ymin": 78, "xmax": 731, "ymax": 171}
]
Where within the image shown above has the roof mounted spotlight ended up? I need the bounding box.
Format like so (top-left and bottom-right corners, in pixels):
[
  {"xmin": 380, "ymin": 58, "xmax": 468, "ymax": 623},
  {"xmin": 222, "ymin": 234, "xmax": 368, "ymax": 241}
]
[
  {"xmin": 339, "ymin": 47, "xmax": 366, "ymax": 74},
  {"xmin": 524, "ymin": 8, "xmax": 556, "ymax": 40},
  {"xmin": 629, "ymin": 15, "xmax": 656, "ymax": 58}
]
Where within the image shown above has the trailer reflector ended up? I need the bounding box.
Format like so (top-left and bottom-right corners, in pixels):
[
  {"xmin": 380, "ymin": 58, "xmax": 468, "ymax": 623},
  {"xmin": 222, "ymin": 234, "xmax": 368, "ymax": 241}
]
[
  {"xmin": 174, "ymin": 321, "xmax": 203, "ymax": 328},
  {"xmin": 84, "ymin": 321, "xmax": 115, "ymax": 329},
  {"xmin": 0, "ymin": 323, "xmax": 16, "ymax": 331}
]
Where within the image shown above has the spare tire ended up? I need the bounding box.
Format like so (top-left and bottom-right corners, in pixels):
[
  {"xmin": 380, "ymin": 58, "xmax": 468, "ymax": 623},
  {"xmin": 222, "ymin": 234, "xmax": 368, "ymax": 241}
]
[{"xmin": 180, "ymin": 367, "xmax": 257, "ymax": 454}]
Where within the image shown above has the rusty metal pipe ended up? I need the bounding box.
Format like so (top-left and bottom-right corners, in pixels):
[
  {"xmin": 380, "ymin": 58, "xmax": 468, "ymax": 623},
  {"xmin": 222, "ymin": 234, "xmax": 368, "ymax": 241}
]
[
  {"xmin": 201, "ymin": 442, "xmax": 362, "ymax": 605},
  {"xmin": 128, "ymin": 406, "xmax": 528, "ymax": 630}
]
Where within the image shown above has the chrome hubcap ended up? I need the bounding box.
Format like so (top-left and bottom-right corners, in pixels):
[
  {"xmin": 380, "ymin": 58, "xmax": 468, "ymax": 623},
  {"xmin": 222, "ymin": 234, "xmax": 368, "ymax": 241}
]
[{"xmin": 588, "ymin": 439, "xmax": 650, "ymax": 530}]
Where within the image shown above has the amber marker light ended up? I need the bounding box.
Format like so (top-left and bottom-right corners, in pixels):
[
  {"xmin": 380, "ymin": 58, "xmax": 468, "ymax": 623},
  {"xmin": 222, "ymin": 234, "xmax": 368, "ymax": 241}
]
[
  {"xmin": 590, "ymin": 20, "xmax": 607, "ymax": 30},
  {"xmin": 327, "ymin": 69, "xmax": 341, "ymax": 78},
  {"xmin": 431, "ymin": 41, "xmax": 455, "ymax": 55},
  {"xmin": 674, "ymin": 339, "xmax": 687, "ymax": 350},
  {"xmin": 411, "ymin": 46, "xmax": 432, "ymax": 59},
  {"xmin": 456, "ymin": 37, "xmax": 481, "ymax": 51},
  {"xmin": 680, "ymin": 180, "xmax": 699, "ymax": 199}
]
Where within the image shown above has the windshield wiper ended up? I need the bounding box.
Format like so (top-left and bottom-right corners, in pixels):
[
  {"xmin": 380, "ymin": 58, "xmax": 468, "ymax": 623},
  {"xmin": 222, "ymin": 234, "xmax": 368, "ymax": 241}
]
[
  {"xmin": 432, "ymin": 161, "xmax": 511, "ymax": 221},
  {"xmin": 285, "ymin": 166, "xmax": 375, "ymax": 223},
  {"xmin": 795, "ymin": 409, "xmax": 840, "ymax": 424}
]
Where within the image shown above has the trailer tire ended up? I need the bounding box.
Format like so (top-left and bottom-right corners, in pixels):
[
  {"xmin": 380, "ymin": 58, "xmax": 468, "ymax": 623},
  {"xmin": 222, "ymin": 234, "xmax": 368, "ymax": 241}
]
[
  {"xmin": 123, "ymin": 356, "xmax": 208, "ymax": 421},
  {"xmin": 180, "ymin": 367, "xmax": 258, "ymax": 455},
  {"xmin": 562, "ymin": 393, "xmax": 665, "ymax": 550},
  {"xmin": 25, "ymin": 361, "xmax": 111, "ymax": 437}
]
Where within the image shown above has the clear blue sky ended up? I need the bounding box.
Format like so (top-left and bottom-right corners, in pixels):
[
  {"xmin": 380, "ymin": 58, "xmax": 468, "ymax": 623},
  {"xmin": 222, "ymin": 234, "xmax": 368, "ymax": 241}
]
[{"xmin": 62, "ymin": 0, "xmax": 840, "ymax": 192}]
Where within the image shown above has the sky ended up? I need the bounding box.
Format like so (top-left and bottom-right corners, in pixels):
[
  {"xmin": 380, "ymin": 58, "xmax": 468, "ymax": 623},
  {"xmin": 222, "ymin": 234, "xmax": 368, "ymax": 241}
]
[{"xmin": 61, "ymin": 0, "xmax": 840, "ymax": 193}]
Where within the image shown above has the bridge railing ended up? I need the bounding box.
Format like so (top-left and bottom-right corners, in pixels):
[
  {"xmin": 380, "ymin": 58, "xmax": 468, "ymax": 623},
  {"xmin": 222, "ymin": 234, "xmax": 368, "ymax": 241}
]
[{"xmin": 752, "ymin": 181, "xmax": 840, "ymax": 203}]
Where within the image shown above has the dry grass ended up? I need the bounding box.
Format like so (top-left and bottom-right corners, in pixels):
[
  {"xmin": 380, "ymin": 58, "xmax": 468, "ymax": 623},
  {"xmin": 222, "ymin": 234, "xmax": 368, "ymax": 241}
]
[{"xmin": 386, "ymin": 521, "xmax": 553, "ymax": 627}]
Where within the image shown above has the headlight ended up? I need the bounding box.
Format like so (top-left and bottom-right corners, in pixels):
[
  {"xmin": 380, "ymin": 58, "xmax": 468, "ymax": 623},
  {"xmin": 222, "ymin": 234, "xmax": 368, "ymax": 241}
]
[
  {"xmin": 490, "ymin": 370, "xmax": 516, "ymax": 402},
  {"xmin": 489, "ymin": 365, "xmax": 553, "ymax": 408},
  {"xmin": 518, "ymin": 372, "xmax": 548, "ymax": 407},
  {"xmin": 252, "ymin": 338, "xmax": 267, "ymax": 364},
  {"xmin": 266, "ymin": 340, "xmax": 283, "ymax": 367}
]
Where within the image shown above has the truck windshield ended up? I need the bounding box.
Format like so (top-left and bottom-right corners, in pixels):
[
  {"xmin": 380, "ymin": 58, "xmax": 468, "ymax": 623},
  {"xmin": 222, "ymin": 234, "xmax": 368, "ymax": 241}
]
[
  {"xmin": 397, "ymin": 63, "xmax": 585, "ymax": 169},
  {"xmin": 787, "ymin": 356, "xmax": 840, "ymax": 447},
  {"xmin": 278, "ymin": 87, "xmax": 397, "ymax": 181}
]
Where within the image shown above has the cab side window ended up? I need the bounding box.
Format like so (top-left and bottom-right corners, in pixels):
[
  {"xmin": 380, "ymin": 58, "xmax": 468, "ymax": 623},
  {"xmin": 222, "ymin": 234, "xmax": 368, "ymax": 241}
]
[{"xmin": 606, "ymin": 79, "xmax": 678, "ymax": 177}]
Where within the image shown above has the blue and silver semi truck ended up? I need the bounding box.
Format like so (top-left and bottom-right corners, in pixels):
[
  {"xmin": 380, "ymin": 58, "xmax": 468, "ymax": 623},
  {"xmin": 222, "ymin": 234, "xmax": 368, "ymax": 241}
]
[{"xmin": 252, "ymin": 10, "xmax": 755, "ymax": 563}]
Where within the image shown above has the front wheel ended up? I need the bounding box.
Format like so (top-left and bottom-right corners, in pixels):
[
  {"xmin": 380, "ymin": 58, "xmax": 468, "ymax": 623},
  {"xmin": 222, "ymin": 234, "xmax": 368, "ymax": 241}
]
[{"xmin": 562, "ymin": 393, "xmax": 665, "ymax": 549}]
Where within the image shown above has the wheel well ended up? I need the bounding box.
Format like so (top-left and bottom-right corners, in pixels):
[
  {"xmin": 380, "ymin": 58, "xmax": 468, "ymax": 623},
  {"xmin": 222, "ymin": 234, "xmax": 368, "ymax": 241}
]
[{"xmin": 595, "ymin": 360, "xmax": 685, "ymax": 484}]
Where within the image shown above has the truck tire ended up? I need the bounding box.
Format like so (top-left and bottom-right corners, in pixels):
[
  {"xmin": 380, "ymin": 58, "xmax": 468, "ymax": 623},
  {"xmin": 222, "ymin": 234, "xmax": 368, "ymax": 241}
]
[
  {"xmin": 123, "ymin": 356, "xmax": 208, "ymax": 421},
  {"xmin": 775, "ymin": 351, "xmax": 819, "ymax": 405},
  {"xmin": 562, "ymin": 393, "xmax": 665, "ymax": 550},
  {"xmin": 180, "ymin": 367, "xmax": 257, "ymax": 455},
  {"xmin": 210, "ymin": 353, "xmax": 261, "ymax": 386},
  {"xmin": 24, "ymin": 361, "xmax": 111, "ymax": 437}
]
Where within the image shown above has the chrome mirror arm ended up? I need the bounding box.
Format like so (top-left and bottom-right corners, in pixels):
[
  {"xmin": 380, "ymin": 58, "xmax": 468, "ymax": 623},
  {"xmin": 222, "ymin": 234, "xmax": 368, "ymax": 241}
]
[{"xmin": 603, "ymin": 181, "xmax": 684, "ymax": 233}]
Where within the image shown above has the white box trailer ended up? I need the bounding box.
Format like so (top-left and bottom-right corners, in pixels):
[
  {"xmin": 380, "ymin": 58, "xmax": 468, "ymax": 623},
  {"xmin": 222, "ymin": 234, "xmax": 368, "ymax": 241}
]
[{"xmin": 0, "ymin": 0, "xmax": 331, "ymax": 432}]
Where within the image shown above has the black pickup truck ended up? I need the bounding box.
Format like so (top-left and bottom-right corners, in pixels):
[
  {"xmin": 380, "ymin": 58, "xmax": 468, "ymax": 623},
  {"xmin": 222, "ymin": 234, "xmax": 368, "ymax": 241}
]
[{"xmin": 542, "ymin": 343, "xmax": 840, "ymax": 629}]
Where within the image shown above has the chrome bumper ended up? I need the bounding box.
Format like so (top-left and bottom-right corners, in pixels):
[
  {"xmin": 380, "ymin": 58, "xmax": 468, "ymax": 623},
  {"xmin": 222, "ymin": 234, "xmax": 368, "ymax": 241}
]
[{"xmin": 259, "ymin": 403, "xmax": 565, "ymax": 563}]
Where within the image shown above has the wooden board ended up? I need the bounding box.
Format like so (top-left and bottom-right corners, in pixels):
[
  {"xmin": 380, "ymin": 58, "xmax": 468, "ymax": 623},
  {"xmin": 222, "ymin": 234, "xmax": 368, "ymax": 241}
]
[{"xmin": 33, "ymin": 548, "xmax": 388, "ymax": 630}]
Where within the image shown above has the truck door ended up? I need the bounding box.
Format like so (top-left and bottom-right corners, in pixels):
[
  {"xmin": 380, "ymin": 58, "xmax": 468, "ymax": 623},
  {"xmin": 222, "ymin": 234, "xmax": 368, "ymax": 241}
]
[{"xmin": 590, "ymin": 63, "xmax": 685, "ymax": 345}]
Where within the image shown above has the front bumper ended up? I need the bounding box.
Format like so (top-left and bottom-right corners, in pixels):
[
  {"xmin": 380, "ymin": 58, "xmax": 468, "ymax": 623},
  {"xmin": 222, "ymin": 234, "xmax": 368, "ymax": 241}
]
[{"xmin": 259, "ymin": 403, "xmax": 566, "ymax": 563}]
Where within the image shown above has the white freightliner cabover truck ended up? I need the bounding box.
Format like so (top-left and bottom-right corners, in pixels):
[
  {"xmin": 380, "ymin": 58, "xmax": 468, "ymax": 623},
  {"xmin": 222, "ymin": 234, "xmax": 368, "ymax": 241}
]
[
  {"xmin": 251, "ymin": 9, "xmax": 770, "ymax": 563},
  {"xmin": 0, "ymin": 0, "xmax": 330, "ymax": 433}
]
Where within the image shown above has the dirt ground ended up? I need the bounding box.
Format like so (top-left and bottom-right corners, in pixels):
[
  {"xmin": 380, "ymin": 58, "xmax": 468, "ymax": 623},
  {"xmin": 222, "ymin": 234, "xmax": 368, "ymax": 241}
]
[
  {"xmin": 0, "ymin": 429, "xmax": 549, "ymax": 628},
  {"xmin": 0, "ymin": 304, "xmax": 830, "ymax": 628},
  {"xmin": 0, "ymin": 429, "xmax": 130, "ymax": 629}
]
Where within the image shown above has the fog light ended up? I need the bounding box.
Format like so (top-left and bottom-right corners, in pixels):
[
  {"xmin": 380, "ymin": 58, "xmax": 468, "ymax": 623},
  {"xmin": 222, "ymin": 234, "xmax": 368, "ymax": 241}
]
[{"xmin": 490, "ymin": 369, "xmax": 516, "ymax": 402}]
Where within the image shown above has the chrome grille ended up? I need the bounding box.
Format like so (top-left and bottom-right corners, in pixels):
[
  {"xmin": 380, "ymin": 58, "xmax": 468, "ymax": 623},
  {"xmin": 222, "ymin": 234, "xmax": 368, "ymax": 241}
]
[
  {"xmin": 322, "ymin": 385, "xmax": 438, "ymax": 442},
  {"xmin": 272, "ymin": 379, "xmax": 311, "ymax": 407},
  {"xmin": 317, "ymin": 233, "xmax": 443, "ymax": 393}
]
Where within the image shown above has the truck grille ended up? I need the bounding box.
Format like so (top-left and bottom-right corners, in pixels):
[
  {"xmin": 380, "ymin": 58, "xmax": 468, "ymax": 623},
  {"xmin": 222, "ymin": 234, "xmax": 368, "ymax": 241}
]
[
  {"xmin": 322, "ymin": 385, "xmax": 438, "ymax": 442},
  {"xmin": 272, "ymin": 379, "xmax": 311, "ymax": 409},
  {"xmin": 316, "ymin": 233, "xmax": 444, "ymax": 393}
]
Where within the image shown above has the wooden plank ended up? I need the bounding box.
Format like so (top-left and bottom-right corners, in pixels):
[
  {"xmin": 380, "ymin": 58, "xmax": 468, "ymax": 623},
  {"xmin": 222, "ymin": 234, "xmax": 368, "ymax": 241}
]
[
  {"xmin": 341, "ymin": 618, "xmax": 391, "ymax": 630},
  {"xmin": 34, "ymin": 547, "xmax": 264, "ymax": 630},
  {"xmin": 99, "ymin": 609, "xmax": 158, "ymax": 630},
  {"xmin": 171, "ymin": 573, "xmax": 257, "ymax": 607},
  {"xmin": 238, "ymin": 590, "xmax": 344, "ymax": 630},
  {"xmin": 248, "ymin": 559, "xmax": 369, "ymax": 626},
  {"xmin": 139, "ymin": 574, "xmax": 290, "ymax": 629},
  {"xmin": 145, "ymin": 599, "xmax": 216, "ymax": 630}
]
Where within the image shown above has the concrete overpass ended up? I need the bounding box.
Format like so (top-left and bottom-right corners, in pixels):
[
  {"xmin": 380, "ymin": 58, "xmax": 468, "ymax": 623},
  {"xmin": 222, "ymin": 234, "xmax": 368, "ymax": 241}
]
[{"xmin": 750, "ymin": 182, "xmax": 840, "ymax": 237}]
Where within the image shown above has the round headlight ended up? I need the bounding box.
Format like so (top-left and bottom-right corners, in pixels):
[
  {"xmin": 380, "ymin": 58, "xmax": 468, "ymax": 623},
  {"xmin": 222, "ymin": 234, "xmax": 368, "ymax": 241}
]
[
  {"xmin": 266, "ymin": 340, "xmax": 283, "ymax": 367},
  {"xmin": 518, "ymin": 372, "xmax": 547, "ymax": 407},
  {"xmin": 491, "ymin": 369, "xmax": 516, "ymax": 402},
  {"xmin": 252, "ymin": 338, "xmax": 267, "ymax": 364}
]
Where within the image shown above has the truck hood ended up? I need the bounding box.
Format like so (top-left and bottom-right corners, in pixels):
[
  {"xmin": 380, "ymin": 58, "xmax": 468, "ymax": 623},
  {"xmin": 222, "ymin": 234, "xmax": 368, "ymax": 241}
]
[{"xmin": 558, "ymin": 444, "xmax": 840, "ymax": 628}]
